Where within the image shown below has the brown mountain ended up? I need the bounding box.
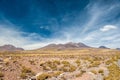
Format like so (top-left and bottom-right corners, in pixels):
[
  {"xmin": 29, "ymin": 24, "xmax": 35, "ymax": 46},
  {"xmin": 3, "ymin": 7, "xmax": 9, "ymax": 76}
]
[
  {"xmin": 99, "ymin": 46, "xmax": 109, "ymax": 49},
  {"xmin": 0, "ymin": 44, "xmax": 24, "ymax": 51},
  {"xmin": 40, "ymin": 42, "xmax": 90, "ymax": 50},
  {"xmin": 116, "ymin": 48, "xmax": 120, "ymax": 50}
]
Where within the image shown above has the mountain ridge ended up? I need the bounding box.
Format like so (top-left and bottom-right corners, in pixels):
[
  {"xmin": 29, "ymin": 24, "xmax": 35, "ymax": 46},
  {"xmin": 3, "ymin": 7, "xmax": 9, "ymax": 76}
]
[
  {"xmin": 39, "ymin": 42, "xmax": 90, "ymax": 50},
  {"xmin": 99, "ymin": 46, "xmax": 109, "ymax": 49},
  {"xmin": 0, "ymin": 44, "xmax": 24, "ymax": 51}
]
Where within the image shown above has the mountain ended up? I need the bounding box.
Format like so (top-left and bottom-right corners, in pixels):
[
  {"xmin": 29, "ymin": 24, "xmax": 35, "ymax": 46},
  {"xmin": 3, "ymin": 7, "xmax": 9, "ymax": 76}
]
[
  {"xmin": 116, "ymin": 48, "xmax": 120, "ymax": 50},
  {"xmin": 0, "ymin": 44, "xmax": 24, "ymax": 51},
  {"xmin": 40, "ymin": 42, "xmax": 90, "ymax": 50},
  {"xmin": 99, "ymin": 46, "xmax": 109, "ymax": 49}
]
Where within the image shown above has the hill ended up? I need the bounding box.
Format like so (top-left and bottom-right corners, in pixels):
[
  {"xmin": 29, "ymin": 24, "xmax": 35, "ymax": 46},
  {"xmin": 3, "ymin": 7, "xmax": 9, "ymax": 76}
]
[
  {"xmin": 39, "ymin": 42, "xmax": 90, "ymax": 50},
  {"xmin": 0, "ymin": 44, "xmax": 24, "ymax": 51},
  {"xmin": 99, "ymin": 46, "xmax": 109, "ymax": 49}
]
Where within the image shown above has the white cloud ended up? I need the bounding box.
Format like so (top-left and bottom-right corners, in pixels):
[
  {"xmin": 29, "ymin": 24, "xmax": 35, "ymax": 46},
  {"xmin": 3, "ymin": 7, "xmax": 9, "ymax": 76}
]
[
  {"xmin": 0, "ymin": 25, "xmax": 43, "ymax": 50},
  {"xmin": 0, "ymin": 0, "xmax": 120, "ymax": 50},
  {"xmin": 0, "ymin": 25, "xmax": 70, "ymax": 50},
  {"xmin": 25, "ymin": 1, "xmax": 120, "ymax": 49},
  {"xmin": 80, "ymin": 0, "xmax": 120, "ymax": 34},
  {"xmin": 39, "ymin": 26, "xmax": 49, "ymax": 30},
  {"xmin": 100, "ymin": 25, "xmax": 117, "ymax": 32},
  {"xmin": 0, "ymin": 24, "xmax": 119, "ymax": 50}
]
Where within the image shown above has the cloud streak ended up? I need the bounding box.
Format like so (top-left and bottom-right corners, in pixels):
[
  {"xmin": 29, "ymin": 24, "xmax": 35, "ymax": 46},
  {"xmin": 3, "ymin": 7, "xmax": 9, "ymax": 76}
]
[
  {"xmin": 100, "ymin": 25, "xmax": 117, "ymax": 32},
  {"xmin": 59, "ymin": 0, "xmax": 120, "ymax": 48},
  {"xmin": 0, "ymin": 24, "xmax": 69, "ymax": 50},
  {"xmin": 0, "ymin": 0, "xmax": 120, "ymax": 49},
  {"xmin": 0, "ymin": 25, "xmax": 44, "ymax": 50}
]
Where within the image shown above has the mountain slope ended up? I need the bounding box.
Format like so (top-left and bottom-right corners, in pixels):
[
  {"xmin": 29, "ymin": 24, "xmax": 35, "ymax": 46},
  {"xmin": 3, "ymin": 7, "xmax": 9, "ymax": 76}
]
[
  {"xmin": 0, "ymin": 44, "xmax": 24, "ymax": 51},
  {"xmin": 116, "ymin": 48, "xmax": 120, "ymax": 50},
  {"xmin": 40, "ymin": 42, "xmax": 90, "ymax": 50},
  {"xmin": 99, "ymin": 46, "xmax": 109, "ymax": 49}
]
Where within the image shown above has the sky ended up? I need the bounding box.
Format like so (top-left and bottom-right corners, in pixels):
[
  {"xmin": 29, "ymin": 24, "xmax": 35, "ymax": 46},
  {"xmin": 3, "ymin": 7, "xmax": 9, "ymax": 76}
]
[{"xmin": 0, "ymin": 0, "xmax": 120, "ymax": 50}]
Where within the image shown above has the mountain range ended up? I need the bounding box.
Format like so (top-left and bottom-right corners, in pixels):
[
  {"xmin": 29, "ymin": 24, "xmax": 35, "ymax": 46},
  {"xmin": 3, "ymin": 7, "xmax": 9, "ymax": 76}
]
[
  {"xmin": 0, "ymin": 44, "xmax": 24, "ymax": 51},
  {"xmin": 0, "ymin": 42, "xmax": 120, "ymax": 51},
  {"xmin": 40, "ymin": 42, "xmax": 90, "ymax": 50}
]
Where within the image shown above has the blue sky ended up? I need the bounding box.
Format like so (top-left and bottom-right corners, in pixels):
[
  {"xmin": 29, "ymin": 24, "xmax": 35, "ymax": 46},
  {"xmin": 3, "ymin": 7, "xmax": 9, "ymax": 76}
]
[{"xmin": 0, "ymin": 0, "xmax": 120, "ymax": 50}]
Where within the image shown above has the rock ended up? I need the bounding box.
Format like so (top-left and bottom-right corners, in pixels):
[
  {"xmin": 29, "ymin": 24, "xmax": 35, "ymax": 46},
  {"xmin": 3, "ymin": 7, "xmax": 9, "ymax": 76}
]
[
  {"xmin": 117, "ymin": 59, "xmax": 120, "ymax": 67},
  {"xmin": 0, "ymin": 58, "xmax": 3, "ymax": 62},
  {"xmin": 30, "ymin": 76, "xmax": 36, "ymax": 80}
]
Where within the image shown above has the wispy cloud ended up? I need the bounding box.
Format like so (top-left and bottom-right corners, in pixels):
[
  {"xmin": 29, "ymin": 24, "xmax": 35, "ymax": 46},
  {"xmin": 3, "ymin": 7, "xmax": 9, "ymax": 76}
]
[
  {"xmin": 100, "ymin": 25, "xmax": 117, "ymax": 32},
  {"xmin": 0, "ymin": 25, "xmax": 43, "ymax": 50},
  {"xmin": 80, "ymin": 0, "xmax": 120, "ymax": 34},
  {"xmin": 39, "ymin": 26, "xmax": 49, "ymax": 30},
  {"xmin": 0, "ymin": 0, "xmax": 120, "ymax": 49},
  {"xmin": 0, "ymin": 24, "xmax": 69, "ymax": 50},
  {"xmin": 59, "ymin": 0, "xmax": 120, "ymax": 48}
]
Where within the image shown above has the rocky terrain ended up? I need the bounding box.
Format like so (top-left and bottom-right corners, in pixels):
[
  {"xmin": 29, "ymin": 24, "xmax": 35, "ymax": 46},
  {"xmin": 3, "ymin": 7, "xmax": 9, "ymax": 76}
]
[{"xmin": 0, "ymin": 47, "xmax": 120, "ymax": 80}]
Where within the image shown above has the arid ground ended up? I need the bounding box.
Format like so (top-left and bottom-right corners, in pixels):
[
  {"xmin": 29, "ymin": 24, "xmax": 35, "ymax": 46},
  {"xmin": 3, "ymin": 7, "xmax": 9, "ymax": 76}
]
[{"xmin": 0, "ymin": 48, "xmax": 120, "ymax": 80}]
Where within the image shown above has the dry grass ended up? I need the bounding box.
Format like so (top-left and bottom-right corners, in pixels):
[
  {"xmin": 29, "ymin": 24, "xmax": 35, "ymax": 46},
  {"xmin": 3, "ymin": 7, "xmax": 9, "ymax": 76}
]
[{"xmin": 0, "ymin": 48, "xmax": 120, "ymax": 80}]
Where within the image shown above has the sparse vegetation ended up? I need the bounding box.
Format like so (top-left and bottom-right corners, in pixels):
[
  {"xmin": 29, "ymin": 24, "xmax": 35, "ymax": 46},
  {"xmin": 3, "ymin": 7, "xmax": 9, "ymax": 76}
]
[
  {"xmin": 21, "ymin": 66, "xmax": 32, "ymax": 73},
  {"xmin": 0, "ymin": 48, "xmax": 120, "ymax": 80},
  {"xmin": 29, "ymin": 60, "xmax": 35, "ymax": 65},
  {"xmin": 37, "ymin": 73, "xmax": 51, "ymax": 80},
  {"xmin": 20, "ymin": 72, "xmax": 27, "ymax": 79},
  {"xmin": 20, "ymin": 66, "xmax": 35, "ymax": 79},
  {"xmin": 37, "ymin": 71, "xmax": 62, "ymax": 80},
  {"xmin": 98, "ymin": 69, "xmax": 104, "ymax": 74},
  {"xmin": 104, "ymin": 63, "xmax": 120, "ymax": 80},
  {"xmin": 75, "ymin": 59, "xmax": 81, "ymax": 66},
  {"xmin": 90, "ymin": 61, "xmax": 101, "ymax": 67},
  {"xmin": 91, "ymin": 70, "xmax": 97, "ymax": 74},
  {"xmin": 0, "ymin": 72, "xmax": 4, "ymax": 77}
]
